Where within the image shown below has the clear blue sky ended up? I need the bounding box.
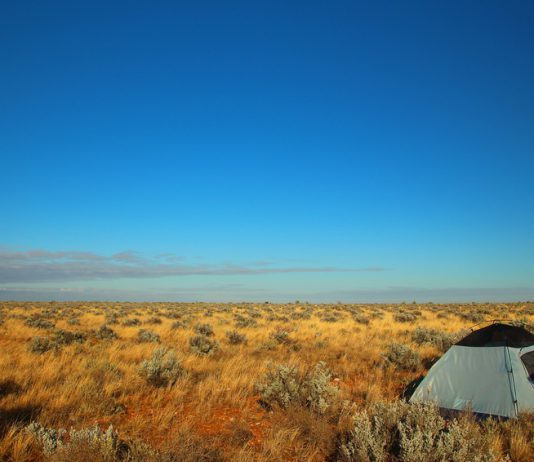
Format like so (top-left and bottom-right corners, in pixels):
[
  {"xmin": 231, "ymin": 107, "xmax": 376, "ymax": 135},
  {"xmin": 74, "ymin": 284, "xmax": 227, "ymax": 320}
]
[{"xmin": 1, "ymin": 1, "xmax": 533, "ymax": 302}]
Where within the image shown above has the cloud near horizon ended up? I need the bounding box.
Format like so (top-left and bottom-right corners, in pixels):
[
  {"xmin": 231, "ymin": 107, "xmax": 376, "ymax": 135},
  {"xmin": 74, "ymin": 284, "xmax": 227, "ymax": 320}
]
[
  {"xmin": 0, "ymin": 248, "xmax": 385, "ymax": 284},
  {"xmin": 1, "ymin": 284, "xmax": 533, "ymax": 303}
]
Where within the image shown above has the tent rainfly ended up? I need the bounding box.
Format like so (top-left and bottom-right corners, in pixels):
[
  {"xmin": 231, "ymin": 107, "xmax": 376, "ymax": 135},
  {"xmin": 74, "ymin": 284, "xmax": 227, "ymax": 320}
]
[{"xmin": 410, "ymin": 323, "xmax": 534, "ymax": 418}]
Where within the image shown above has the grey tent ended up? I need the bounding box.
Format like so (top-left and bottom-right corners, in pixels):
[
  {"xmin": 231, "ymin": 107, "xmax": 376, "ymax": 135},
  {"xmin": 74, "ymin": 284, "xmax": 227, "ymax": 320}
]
[{"xmin": 410, "ymin": 323, "xmax": 534, "ymax": 418}]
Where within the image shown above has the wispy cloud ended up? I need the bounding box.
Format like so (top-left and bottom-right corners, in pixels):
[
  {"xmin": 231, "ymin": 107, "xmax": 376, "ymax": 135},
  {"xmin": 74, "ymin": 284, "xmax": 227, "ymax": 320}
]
[
  {"xmin": 0, "ymin": 284, "xmax": 274, "ymax": 301},
  {"xmin": 0, "ymin": 248, "xmax": 385, "ymax": 284},
  {"xmin": 306, "ymin": 286, "xmax": 534, "ymax": 303},
  {"xmin": 0, "ymin": 284, "xmax": 532, "ymax": 302}
]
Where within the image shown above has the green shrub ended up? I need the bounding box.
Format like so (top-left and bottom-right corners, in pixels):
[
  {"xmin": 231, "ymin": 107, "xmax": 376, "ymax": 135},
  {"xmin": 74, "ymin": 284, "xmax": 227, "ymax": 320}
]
[
  {"xmin": 189, "ymin": 334, "xmax": 219, "ymax": 356},
  {"xmin": 256, "ymin": 362, "xmax": 338, "ymax": 414},
  {"xmin": 337, "ymin": 401, "xmax": 497, "ymax": 462},
  {"xmin": 137, "ymin": 329, "xmax": 160, "ymax": 343},
  {"xmin": 226, "ymin": 330, "xmax": 247, "ymax": 345},
  {"xmin": 234, "ymin": 315, "xmax": 258, "ymax": 328},
  {"xmin": 105, "ymin": 313, "xmax": 119, "ymax": 325},
  {"xmin": 458, "ymin": 310, "xmax": 485, "ymax": 323},
  {"xmin": 138, "ymin": 347, "xmax": 184, "ymax": 387},
  {"xmin": 25, "ymin": 316, "xmax": 54, "ymax": 330},
  {"xmin": 411, "ymin": 327, "xmax": 469, "ymax": 353},
  {"xmin": 67, "ymin": 317, "xmax": 80, "ymax": 326},
  {"xmin": 394, "ymin": 312, "xmax": 417, "ymax": 323},
  {"xmin": 352, "ymin": 313, "xmax": 370, "ymax": 325},
  {"xmin": 383, "ymin": 343, "xmax": 421, "ymax": 371},
  {"xmin": 146, "ymin": 316, "xmax": 162, "ymax": 325},
  {"xmin": 194, "ymin": 323, "xmax": 214, "ymax": 336},
  {"xmin": 94, "ymin": 325, "xmax": 118, "ymax": 340},
  {"xmin": 26, "ymin": 422, "xmax": 120, "ymax": 459},
  {"xmin": 52, "ymin": 328, "xmax": 86, "ymax": 345},
  {"xmin": 270, "ymin": 329, "xmax": 291, "ymax": 344},
  {"xmin": 29, "ymin": 336, "xmax": 57, "ymax": 354},
  {"xmin": 25, "ymin": 422, "xmax": 66, "ymax": 455}
]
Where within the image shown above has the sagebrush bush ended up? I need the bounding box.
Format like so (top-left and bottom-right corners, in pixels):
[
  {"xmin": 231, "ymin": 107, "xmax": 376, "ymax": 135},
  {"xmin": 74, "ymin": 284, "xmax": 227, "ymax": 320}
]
[
  {"xmin": 67, "ymin": 317, "xmax": 80, "ymax": 326},
  {"xmin": 137, "ymin": 329, "xmax": 160, "ymax": 343},
  {"xmin": 256, "ymin": 363, "xmax": 300, "ymax": 409},
  {"xmin": 458, "ymin": 310, "xmax": 485, "ymax": 323},
  {"xmin": 411, "ymin": 327, "xmax": 468, "ymax": 352},
  {"xmin": 122, "ymin": 318, "xmax": 140, "ymax": 326},
  {"xmin": 146, "ymin": 316, "xmax": 162, "ymax": 324},
  {"xmin": 189, "ymin": 334, "xmax": 220, "ymax": 356},
  {"xmin": 25, "ymin": 422, "xmax": 66, "ymax": 455},
  {"xmin": 26, "ymin": 422, "xmax": 120, "ymax": 459},
  {"xmin": 383, "ymin": 343, "xmax": 421, "ymax": 371},
  {"xmin": 270, "ymin": 329, "xmax": 291, "ymax": 344},
  {"xmin": 194, "ymin": 323, "xmax": 214, "ymax": 336},
  {"xmin": 52, "ymin": 328, "xmax": 86, "ymax": 345},
  {"xmin": 394, "ymin": 311, "xmax": 418, "ymax": 323},
  {"xmin": 225, "ymin": 330, "xmax": 247, "ymax": 345},
  {"xmin": 321, "ymin": 313, "xmax": 343, "ymax": 323},
  {"xmin": 138, "ymin": 347, "xmax": 184, "ymax": 387},
  {"xmin": 256, "ymin": 362, "xmax": 338, "ymax": 414},
  {"xmin": 352, "ymin": 313, "xmax": 370, "ymax": 325},
  {"xmin": 234, "ymin": 315, "xmax": 258, "ymax": 328},
  {"xmin": 25, "ymin": 316, "xmax": 54, "ymax": 330},
  {"xmin": 337, "ymin": 401, "xmax": 497, "ymax": 462},
  {"xmin": 29, "ymin": 336, "xmax": 57, "ymax": 354},
  {"xmin": 105, "ymin": 313, "xmax": 119, "ymax": 325},
  {"xmin": 94, "ymin": 325, "xmax": 118, "ymax": 340}
]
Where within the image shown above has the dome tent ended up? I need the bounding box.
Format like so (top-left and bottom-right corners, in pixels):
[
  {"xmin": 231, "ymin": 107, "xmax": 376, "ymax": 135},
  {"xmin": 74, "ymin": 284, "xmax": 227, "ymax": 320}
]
[{"xmin": 409, "ymin": 323, "xmax": 534, "ymax": 418}]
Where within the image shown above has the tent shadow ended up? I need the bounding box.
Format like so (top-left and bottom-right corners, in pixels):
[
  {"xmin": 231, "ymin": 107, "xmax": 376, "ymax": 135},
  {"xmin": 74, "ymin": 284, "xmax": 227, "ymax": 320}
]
[
  {"xmin": 0, "ymin": 404, "xmax": 41, "ymax": 436},
  {"xmin": 0, "ymin": 379, "xmax": 23, "ymax": 398},
  {"xmin": 401, "ymin": 375, "xmax": 424, "ymax": 400},
  {"xmin": 401, "ymin": 357, "xmax": 439, "ymax": 400}
]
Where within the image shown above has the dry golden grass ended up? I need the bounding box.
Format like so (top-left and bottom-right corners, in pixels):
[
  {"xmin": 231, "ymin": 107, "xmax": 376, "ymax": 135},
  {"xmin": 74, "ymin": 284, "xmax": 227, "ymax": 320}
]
[{"xmin": 0, "ymin": 301, "xmax": 533, "ymax": 461}]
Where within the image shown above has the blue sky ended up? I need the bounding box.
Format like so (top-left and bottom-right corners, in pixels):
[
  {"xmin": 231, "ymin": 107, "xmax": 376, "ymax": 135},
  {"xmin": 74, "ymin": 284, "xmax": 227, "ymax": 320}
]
[{"xmin": 1, "ymin": 1, "xmax": 533, "ymax": 302}]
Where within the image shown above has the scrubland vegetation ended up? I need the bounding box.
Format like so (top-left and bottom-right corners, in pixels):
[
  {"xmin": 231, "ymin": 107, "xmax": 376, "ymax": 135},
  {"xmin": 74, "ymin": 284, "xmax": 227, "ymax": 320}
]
[{"xmin": 0, "ymin": 301, "xmax": 533, "ymax": 461}]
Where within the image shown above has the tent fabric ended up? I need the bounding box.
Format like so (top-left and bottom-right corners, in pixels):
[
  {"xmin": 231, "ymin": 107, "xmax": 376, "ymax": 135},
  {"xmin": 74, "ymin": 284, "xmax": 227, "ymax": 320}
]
[
  {"xmin": 522, "ymin": 351, "xmax": 534, "ymax": 379},
  {"xmin": 455, "ymin": 323, "xmax": 534, "ymax": 348},
  {"xmin": 410, "ymin": 324, "xmax": 534, "ymax": 419}
]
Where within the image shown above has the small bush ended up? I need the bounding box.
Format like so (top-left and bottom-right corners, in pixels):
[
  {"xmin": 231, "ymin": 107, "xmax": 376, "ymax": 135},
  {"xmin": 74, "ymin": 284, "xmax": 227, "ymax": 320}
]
[
  {"xmin": 25, "ymin": 316, "xmax": 54, "ymax": 330},
  {"xmin": 94, "ymin": 325, "xmax": 118, "ymax": 340},
  {"xmin": 458, "ymin": 310, "xmax": 485, "ymax": 323},
  {"xmin": 123, "ymin": 318, "xmax": 141, "ymax": 326},
  {"xmin": 67, "ymin": 317, "xmax": 80, "ymax": 326},
  {"xmin": 256, "ymin": 362, "xmax": 338, "ymax": 414},
  {"xmin": 234, "ymin": 315, "xmax": 258, "ymax": 328},
  {"xmin": 321, "ymin": 313, "xmax": 343, "ymax": 323},
  {"xmin": 138, "ymin": 347, "xmax": 184, "ymax": 387},
  {"xmin": 171, "ymin": 320, "xmax": 188, "ymax": 329},
  {"xmin": 137, "ymin": 329, "xmax": 160, "ymax": 343},
  {"xmin": 189, "ymin": 334, "xmax": 219, "ymax": 356},
  {"xmin": 25, "ymin": 422, "xmax": 66, "ymax": 456},
  {"xmin": 337, "ymin": 400, "xmax": 497, "ymax": 462},
  {"xmin": 411, "ymin": 327, "xmax": 468, "ymax": 353},
  {"xmin": 353, "ymin": 313, "xmax": 370, "ymax": 325},
  {"xmin": 105, "ymin": 313, "xmax": 119, "ymax": 325},
  {"xmin": 194, "ymin": 323, "xmax": 214, "ymax": 336},
  {"xmin": 52, "ymin": 328, "xmax": 86, "ymax": 345},
  {"xmin": 383, "ymin": 343, "xmax": 421, "ymax": 371},
  {"xmin": 26, "ymin": 422, "xmax": 120, "ymax": 460},
  {"xmin": 270, "ymin": 329, "xmax": 291, "ymax": 344},
  {"xmin": 226, "ymin": 330, "xmax": 247, "ymax": 345},
  {"xmin": 394, "ymin": 312, "xmax": 417, "ymax": 323},
  {"xmin": 29, "ymin": 337, "xmax": 57, "ymax": 354}
]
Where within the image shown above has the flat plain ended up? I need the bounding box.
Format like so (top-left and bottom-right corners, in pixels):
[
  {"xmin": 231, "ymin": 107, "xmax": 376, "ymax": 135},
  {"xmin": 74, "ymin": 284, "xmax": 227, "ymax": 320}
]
[{"xmin": 0, "ymin": 301, "xmax": 533, "ymax": 461}]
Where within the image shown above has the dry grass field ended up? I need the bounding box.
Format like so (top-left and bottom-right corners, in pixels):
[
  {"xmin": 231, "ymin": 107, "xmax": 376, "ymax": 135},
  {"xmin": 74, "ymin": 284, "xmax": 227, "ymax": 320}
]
[{"xmin": 0, "ymin": 301, "xmax": 533, "ymax": 461}]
